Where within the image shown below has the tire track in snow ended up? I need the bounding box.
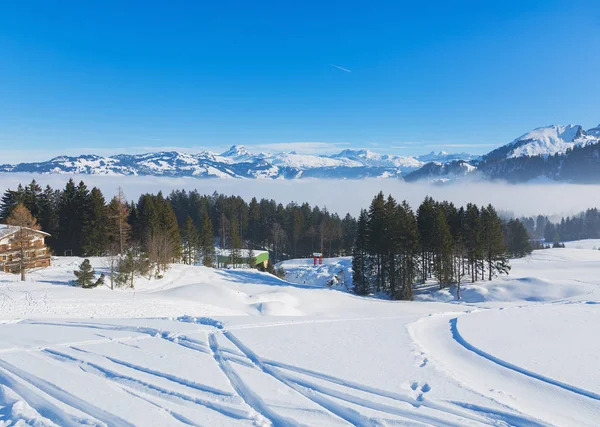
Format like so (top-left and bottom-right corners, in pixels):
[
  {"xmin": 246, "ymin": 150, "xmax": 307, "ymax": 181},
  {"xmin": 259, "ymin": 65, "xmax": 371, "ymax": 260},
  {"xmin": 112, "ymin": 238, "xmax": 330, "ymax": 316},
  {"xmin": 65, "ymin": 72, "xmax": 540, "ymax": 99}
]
[
  {"xmin": 41, "ymin": 348, "xmax": 253, "ymax": 422},
  {"xmin": 102, "ymin": 355, "xmax": 232, "ymax": 397},
  {"xmin": 449, "ymin": 317, "xmax": 600, "ymax": 401},
  {"xmin": 0, "ymin": 359, "xmax": 132, "ymax": 426},
  {"xmin": 213, "ymin": 317, "xmax": 504, "ymax": 426},
  {"xmin": 0, "ymin": 367, "xmax": 93, "ymax": 427},
  {"xmin": 208, "ymin": 332, "xmax": 302, "ymax": 427},
  {"xmin": 121, "ymin": 388, "xmax": 201, "ymax": 427},
  {"xmin": 261, "ymin": 359, "xmax": 491, "ymax": 426},
  {"xmin": 221, "ymin": 330, "xmax": 394, "ymax": 427}
]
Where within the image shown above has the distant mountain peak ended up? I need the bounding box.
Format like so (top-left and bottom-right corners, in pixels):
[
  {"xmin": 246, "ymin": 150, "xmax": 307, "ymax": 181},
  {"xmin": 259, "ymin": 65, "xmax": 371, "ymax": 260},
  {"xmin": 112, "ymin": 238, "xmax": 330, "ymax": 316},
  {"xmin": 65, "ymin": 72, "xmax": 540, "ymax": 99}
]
[
  {"xmin": 483, "ymin": 123, "xmax": 600, "ymax": 161},
  {"xmin": 221, "ymin": 145, "xmax": 248, "ymax": 157},
  {"xmin": 587, "ymin": 124, "xmax": 600, "ymax": 137}
]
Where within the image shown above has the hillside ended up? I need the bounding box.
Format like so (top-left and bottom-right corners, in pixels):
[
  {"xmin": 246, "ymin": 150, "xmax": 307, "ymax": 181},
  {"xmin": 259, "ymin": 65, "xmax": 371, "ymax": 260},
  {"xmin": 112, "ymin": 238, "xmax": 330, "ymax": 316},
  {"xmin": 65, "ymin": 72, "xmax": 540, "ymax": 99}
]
[{"xmin": 0, "ymin": 245, "xmax": 599, "ymax": 425}]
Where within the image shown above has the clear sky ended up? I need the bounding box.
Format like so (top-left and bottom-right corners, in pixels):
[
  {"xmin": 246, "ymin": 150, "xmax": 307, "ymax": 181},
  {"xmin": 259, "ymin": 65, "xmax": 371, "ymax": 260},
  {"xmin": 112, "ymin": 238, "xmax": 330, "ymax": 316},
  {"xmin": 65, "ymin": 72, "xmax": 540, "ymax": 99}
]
[{"xmin": 1, "ymin": 1, "xmax": 599, "ymax": 162}]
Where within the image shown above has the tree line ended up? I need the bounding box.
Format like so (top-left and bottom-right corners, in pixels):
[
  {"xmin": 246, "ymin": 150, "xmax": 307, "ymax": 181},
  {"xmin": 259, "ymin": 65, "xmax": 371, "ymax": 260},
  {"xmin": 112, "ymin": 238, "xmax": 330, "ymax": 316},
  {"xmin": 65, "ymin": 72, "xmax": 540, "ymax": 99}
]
[
  {"xmin": 352, "ymin": 193, "xmax": 532, "ymax": 300},
  {"xmin": 518, "ymin": 208, "xmax": 600, "ymax": 244},
  {"xmin": 0, "ymin": 180, "xmax": 357, "ymax": 280},
  {"xmin": 0, "ymin": 180, "xmax": 535, "ymax": 293}
]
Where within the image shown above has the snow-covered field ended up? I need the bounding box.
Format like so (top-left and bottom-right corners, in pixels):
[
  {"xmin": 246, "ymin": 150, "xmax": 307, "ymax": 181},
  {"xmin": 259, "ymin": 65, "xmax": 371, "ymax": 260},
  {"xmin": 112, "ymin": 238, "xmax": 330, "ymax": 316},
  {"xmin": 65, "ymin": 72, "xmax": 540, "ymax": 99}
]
[{"xmin": 1, "ymin": 244, "xmax": 599, "ymax": 426}]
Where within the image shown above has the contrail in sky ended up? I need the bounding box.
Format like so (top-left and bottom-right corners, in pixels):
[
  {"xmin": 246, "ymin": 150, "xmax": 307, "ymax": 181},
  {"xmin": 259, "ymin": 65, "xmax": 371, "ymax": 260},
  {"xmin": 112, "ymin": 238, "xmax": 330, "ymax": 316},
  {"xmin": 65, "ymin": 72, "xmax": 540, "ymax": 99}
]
[{"xmin": 330, "ymin": 64, "xmax": 352, "ymax": 73}]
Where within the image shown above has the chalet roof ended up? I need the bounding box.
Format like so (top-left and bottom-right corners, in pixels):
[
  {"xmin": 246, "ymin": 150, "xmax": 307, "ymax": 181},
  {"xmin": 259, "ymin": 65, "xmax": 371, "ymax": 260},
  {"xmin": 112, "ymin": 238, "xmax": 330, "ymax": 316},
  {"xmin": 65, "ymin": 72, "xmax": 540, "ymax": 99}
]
[{"xmin": 0, "ymin": 224, "xmax": 51, "ymax": 240}]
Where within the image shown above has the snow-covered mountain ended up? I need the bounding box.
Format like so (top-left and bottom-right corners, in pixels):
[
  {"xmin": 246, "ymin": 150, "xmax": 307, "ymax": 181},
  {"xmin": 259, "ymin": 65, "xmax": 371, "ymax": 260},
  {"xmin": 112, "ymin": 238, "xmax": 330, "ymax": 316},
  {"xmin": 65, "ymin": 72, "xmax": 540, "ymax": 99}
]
[
  {"xmin": 407, "ymin": 123, "xmax": 600, "ymax": 183},
  {"xmin": 0, "ymin": 146, "xmax": 442, "ymax": 179},
  {"xmin": 2, "ymin": 123, "xmax": 600, "ymax": 182},
  {"xmin": 415, "ymin": 151, "xmax": 479, "ymax": 163},
  {"xmin": 484, "ymin": 124, "xmax": 600, "ymax": 161}
]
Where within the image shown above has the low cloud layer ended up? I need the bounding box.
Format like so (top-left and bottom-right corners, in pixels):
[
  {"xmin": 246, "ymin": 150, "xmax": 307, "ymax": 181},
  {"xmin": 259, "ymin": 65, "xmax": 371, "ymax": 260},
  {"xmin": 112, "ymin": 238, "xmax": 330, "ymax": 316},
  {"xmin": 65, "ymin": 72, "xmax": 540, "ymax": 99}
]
[{"xmin": 1, "ymin": 173, "xmax": 599, "ymax": 219}]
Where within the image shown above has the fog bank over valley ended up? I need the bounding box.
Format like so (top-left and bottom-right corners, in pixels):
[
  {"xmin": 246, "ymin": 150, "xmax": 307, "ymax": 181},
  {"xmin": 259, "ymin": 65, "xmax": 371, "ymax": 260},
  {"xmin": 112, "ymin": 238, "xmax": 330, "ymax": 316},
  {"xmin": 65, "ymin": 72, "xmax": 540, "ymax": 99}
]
[{"xmin": 1, "ymin": 173, "xmax": 598, "ymax": 219}]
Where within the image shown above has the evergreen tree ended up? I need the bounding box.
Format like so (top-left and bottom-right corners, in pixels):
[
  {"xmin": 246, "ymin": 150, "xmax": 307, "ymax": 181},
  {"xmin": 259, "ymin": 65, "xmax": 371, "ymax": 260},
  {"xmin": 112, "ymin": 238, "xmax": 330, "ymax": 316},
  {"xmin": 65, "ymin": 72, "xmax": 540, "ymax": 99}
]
[
  {"xmin": 366, "ymin": 192, "xmax": 386, "ymax": 292},
  {"xmin": 82, "ymin": 187, "xmax": 108, "ymax": 256},
  {"xmin": 230, "ymin": 219, "xmax": 242, "ymax": 268},
  {"xmin": 544, "ymin": 222, "xmax": 559, "ymax": 244},
  {"xmin": 464, "ymin": 203, "xmax": 482, "ymax": 282},
  {"xmin": 116, "ymin": 248, "xmax": 151, "ymax": 288},
  {"xmin": 397, "ymin": 201, "xmax": 419, "ymax": 300},
  {"xmin": 182, "ymin": 216, "xmax": 200, "ymax": 265},
  {"xmin": 505, "ymin": 219, "xmax": 533, "ymax": 257},
  {"xmin": 74, "ymin": 259, "xmax": 96, "ymax": 288},
  {"xmin": 432, "ymin": 207, "xmax": 453, "ymax": 288},
  {"xmin": 0, "ymin": 188, "xmax": 20, "ymax": 221},
  {"xmin": 352, "ymin": 209, "xmax": 370, "ymax": 295},
  {"xmin": 56, "ymin": 179, "xmax": 81, "ymax": 256},
  {"xmin": 481, "ymin": 205, "xmax": 510, "ymax": 280},
  {"xmin": 200, "ymin": 214, "xmax": 216, "ymax": 267},
  {"xmin": 38, "ymin": 185, "xmax": 60, "ymax": 249},
  {"xmin": 417, "ymin": 197, "xmax": 436, "ymax": 283}
]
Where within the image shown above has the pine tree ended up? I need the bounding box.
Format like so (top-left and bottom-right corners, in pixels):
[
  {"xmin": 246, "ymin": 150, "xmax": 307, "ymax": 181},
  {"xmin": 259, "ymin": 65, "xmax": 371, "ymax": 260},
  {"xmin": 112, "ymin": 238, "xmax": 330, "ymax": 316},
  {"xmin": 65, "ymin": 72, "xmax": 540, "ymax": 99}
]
[
  {"xmin": 82, "ymin": 187, "xmax": 108, "ymax": 256},
  {"xmin": 397, "ymin": 200, "xmax": 419, "ymax": 300},
  {"xmin": 56, "ymin": 179, "xmax": 80, "ymax": 256},
  {"xmin": 230, "ymin": 219, "xmax": 242, "ymax": 268},
  {"xmin": 383, "ymin": 195, "xmax": 398, "ymax": 296},
  {"xmin": 38, "ymin": 185, "xmax": 60, "ymax": 249},
  {"xmin": 481, "ymin": 205, "xmax": 510, "ymax": 280},
  {"xmin": 506, "ymin": 219, "xmax": 533, "ymax": 257},
  {"xmin": 544, "ymin": 222, "xmax": 559, "ymax": 244},
  {"xmin": 432, "ymin": 207, "xmax": 453, "ymax": 288},
  {"xmin": 352, "ymin": 209, "xmax": 370, "ymax": 295},
  {"xmin": 116, "ymin": 248, "xmax": 151, "ymax": 288},
  {"xmin": 464, "ymin": 203, "xmax": 482, "ymax": 282},
  {"xmin": 182, "ymin": 216, "xmax": 200, "ymax": 265},
  {"xmin": 200, "ymin": 214, "xmax": 216, "ymax": 267},
  {"xmin": 0, "ymin": 188, "xmax": 21, "ymax": 221},
  {"xmin": 367, "ymin": 192, "xmax": 386, "ymax": 292},
  {"xmin": 74, "ymin": 259, "xmax": 96, "ymax": 288},
  {"xmin": 161, "ymin": 199, "xmax": 182, "ymax": 262},
  {"xmin": 417, "ymin": 197, "xmax": 436, "ymax": 283}
]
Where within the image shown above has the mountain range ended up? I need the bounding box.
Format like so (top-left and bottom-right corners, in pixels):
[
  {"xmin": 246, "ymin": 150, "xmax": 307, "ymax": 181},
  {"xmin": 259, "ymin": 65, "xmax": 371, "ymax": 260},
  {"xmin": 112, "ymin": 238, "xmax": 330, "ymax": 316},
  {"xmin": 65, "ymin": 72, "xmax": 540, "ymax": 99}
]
[
  {"xmin": 0, "ymin": 146, "xmax": 475, "ymax": 180},
  {"xmin": 2, "ymin": 123, "xmax": 600, "ymax": 183}
]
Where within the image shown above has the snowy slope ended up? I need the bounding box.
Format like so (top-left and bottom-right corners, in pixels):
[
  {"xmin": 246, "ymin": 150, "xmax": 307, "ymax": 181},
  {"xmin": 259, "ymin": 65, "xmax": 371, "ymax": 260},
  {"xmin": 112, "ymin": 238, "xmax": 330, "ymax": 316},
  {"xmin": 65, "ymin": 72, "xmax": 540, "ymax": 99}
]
[
  {"xmin": 485, "ymin": 124, "xmax": 600, "ymax": 160},
  {"xmin": 1, "ymin": 244, "xmax": 600, "ymax": 425}
]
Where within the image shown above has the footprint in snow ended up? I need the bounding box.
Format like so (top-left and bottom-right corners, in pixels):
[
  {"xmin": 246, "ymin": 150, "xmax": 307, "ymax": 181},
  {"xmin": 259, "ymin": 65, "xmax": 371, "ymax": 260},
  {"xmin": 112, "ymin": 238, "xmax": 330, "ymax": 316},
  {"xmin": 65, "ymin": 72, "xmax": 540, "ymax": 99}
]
[
  {"xmin": 410, "ymin": 382, "xmax": 419, "ymax": 391},
  {"xmin": 421, "ymin": 383, "xmax": 431, "ymax": 393},
  {"xmin": 419, "ymin": 358, "xmax": 428, "ymax": 368}
]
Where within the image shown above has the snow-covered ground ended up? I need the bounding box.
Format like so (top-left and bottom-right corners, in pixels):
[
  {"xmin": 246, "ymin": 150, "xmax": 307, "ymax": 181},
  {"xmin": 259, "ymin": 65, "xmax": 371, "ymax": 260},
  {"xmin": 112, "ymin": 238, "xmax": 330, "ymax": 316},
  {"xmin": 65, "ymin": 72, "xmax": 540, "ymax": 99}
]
[{"xmin": 1, "ymin": 243, "xmax": 599, "ymax": 426}]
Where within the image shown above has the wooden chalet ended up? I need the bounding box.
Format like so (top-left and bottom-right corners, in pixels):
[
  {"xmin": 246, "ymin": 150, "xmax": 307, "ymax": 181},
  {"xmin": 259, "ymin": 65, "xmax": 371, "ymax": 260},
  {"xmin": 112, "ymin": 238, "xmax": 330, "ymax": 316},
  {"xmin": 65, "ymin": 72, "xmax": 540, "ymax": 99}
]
[{"xmin": 0, "ymin": 224, "xmax": 51, "ymax": 273}]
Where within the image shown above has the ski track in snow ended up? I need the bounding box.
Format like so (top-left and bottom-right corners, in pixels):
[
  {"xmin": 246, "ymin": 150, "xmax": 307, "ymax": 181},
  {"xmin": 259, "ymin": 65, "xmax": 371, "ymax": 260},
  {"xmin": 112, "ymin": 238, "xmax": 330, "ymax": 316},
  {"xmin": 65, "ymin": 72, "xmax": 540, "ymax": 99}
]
[
  {"xmin": 449, "ymin": 317, "xmax": 600, "ymax": 401},
  {"xmin": 0, "ymin": 315, "xmax": 549, "ymax": 427}
]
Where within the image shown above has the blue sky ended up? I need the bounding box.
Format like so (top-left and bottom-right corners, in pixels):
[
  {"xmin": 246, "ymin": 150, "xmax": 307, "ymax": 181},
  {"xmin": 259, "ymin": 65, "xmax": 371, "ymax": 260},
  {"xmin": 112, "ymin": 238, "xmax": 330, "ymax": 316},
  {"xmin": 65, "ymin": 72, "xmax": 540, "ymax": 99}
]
[{"xmin": 1, "ymin": 1, "xmax": 599, "ymax": 162}]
